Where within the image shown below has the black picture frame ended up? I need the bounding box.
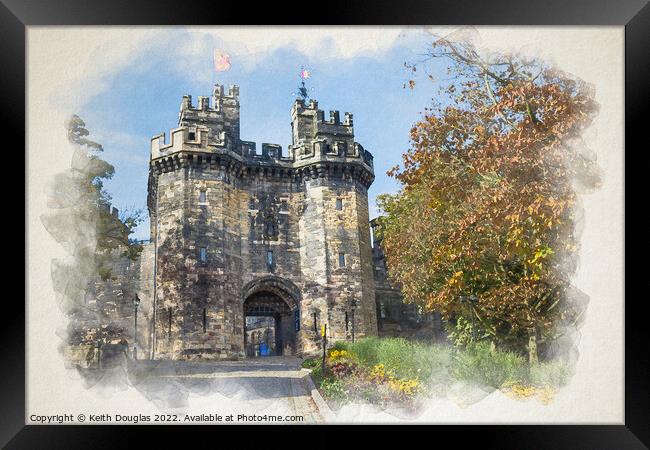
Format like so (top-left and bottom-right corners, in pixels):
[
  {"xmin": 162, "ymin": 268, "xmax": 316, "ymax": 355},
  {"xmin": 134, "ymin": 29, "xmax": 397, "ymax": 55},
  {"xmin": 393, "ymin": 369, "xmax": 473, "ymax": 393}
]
[{"xmin": 7, "ymin": 0, "xmax": 646, "ymax": 447}]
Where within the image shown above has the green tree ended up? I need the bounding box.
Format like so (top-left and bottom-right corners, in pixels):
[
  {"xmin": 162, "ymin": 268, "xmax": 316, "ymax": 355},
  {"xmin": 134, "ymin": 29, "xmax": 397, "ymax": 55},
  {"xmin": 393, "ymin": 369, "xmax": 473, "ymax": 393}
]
[{"xmin": 65, "ymin": 114, "xmax": 143, "ymax": 278}]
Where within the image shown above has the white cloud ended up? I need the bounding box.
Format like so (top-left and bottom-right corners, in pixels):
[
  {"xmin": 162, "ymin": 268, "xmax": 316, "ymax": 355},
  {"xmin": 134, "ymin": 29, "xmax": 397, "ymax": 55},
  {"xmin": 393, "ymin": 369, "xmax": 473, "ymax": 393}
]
[
  {"xmin": 165, "ymin": 26, "xmax": 413, "ymax": 84},
  {"xmin": 185, "ymin": 26, "xmax": 405, "ymax": 60},
  {"xmin": 28, "ymin": 26, "xmax": 417, "ymax": 115}
]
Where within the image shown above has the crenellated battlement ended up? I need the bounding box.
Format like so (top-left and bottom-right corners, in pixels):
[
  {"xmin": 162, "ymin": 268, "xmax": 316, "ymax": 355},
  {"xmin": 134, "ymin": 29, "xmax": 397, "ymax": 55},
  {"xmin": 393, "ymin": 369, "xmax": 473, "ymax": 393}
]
[
  {"xmin": 150, "ymin": 125, "xmax": 229, "ymax": 159},
  {"xmin": 291, "ymin": 99, "xmax": 353, "ymax": 126},
  {"xmin": 150, "ymin": 84, "xmax": 374, "ymax": 187},
  {"xmin": 179, "ymin": 85, "xmax": 240, "ymax": 110},
  {"xmin": 181, "ymin": 84, "xmax": 239, "ymax": 110},
  {"xmin": 213, "ymin": 83, "xmax": 240, "ymax": 100},
  {"xmin": 291, "ymin": 98, "xmax": 355, "ymax": 148},
  {"xmin": 178, "ymin": 84, "xmax": 241, "ymax": 143}
]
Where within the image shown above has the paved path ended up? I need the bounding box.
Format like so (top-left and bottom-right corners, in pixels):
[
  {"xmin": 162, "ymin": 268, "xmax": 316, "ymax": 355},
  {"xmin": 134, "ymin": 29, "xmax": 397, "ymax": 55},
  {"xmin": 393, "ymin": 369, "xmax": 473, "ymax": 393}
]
[{"xmin": 126, "ymin": 357, "xmax": 323, "ymax": 423}]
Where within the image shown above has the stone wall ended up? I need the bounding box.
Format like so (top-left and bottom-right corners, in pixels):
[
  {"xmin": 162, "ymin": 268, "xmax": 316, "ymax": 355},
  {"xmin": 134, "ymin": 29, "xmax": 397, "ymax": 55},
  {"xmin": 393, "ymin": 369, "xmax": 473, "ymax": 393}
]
[
  {"xmin": 70, "ymin": 233, "xmax": 152, "ymax": 364},
  {"xmin": 134, "ymin": 242, "xmax": 154, "ymax": 358}
]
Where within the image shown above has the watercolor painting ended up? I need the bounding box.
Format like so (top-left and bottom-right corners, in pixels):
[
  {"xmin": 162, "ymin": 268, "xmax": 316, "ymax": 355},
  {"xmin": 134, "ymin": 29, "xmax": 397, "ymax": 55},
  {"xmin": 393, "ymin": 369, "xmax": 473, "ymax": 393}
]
[{"xmin": 27, "ymin": 26, "xmax": 624, "ymax": 424}]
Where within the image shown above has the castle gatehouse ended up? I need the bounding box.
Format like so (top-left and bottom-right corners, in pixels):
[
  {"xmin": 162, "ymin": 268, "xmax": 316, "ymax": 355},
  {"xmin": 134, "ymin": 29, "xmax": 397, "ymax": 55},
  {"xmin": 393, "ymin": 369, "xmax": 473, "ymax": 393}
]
[{"xmin": 147, "ymin": 84, "xmax": 378, "ymax": 359}]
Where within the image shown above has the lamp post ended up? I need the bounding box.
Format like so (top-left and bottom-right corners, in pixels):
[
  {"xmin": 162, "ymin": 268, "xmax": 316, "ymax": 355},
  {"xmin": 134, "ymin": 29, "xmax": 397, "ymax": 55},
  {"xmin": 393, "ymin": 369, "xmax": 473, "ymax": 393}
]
[
  {"xmin": 459, "ymin": 295, "xmax": 478, "ymax": 341},
  {"xmin": 133, "ymin": 294, "xmax": 140, "ymax": 359},
  {"xmin": 350, "ymin": 298, "xmax": 358, "ymax": 343}
]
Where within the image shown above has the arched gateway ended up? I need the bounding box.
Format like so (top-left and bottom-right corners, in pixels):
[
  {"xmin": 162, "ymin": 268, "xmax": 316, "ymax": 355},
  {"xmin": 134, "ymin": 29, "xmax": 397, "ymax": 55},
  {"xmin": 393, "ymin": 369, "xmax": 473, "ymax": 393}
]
[{"xmin": 242, "ymin": 277, "xmax": 300, "ymax": 357}]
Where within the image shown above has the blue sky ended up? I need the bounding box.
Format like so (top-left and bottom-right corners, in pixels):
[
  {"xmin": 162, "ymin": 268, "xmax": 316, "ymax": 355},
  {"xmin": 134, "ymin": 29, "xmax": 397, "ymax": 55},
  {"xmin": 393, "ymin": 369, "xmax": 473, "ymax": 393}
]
[{"xmin": 78, "ymin": 28, "xmax": 449, "ymax": 240}]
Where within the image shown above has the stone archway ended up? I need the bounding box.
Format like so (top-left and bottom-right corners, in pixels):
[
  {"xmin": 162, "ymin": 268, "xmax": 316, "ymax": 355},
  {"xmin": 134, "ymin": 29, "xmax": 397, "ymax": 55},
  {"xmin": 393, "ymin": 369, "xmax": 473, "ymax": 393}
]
[{"xmin": 242, "ymin": 277, "xmax": 300, "ymax": 357}]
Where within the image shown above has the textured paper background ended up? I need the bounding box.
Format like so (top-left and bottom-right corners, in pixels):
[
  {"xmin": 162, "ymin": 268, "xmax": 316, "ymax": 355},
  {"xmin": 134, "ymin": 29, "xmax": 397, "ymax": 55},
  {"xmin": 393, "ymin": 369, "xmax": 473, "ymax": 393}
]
[{"xmin": 26, "ymin": 26, "xmax": 624, "ymax": 423}]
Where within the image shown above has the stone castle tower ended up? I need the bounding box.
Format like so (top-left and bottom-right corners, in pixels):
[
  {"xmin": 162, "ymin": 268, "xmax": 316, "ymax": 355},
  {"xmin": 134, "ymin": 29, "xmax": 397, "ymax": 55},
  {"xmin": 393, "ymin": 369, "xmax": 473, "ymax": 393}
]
[{"xmin": 147, "ymin": 84, "xmax": 378, "ymax": 359}]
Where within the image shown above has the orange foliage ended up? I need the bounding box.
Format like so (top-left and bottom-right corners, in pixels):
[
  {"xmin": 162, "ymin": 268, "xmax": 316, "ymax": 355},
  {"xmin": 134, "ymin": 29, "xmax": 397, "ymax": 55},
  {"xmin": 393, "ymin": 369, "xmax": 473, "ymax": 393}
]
[{"xmin": 378, "ymin": 38, "xmax": 600, "ymax": 353}]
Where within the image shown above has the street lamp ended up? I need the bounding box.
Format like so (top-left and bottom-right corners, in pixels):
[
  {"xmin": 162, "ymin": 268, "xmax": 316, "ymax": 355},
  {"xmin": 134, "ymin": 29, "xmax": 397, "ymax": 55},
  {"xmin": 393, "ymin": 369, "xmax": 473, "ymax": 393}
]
[
  {"xmin": 459, "ymin": 295, "xmax": 478, "ymax": 341},
  {"xmin": 133, "ymin": 293, "xmax": 140, "ymax": 359},
  {"xmin": 349, "ymin": 298, "xmax": 358, "ymax": 343}
]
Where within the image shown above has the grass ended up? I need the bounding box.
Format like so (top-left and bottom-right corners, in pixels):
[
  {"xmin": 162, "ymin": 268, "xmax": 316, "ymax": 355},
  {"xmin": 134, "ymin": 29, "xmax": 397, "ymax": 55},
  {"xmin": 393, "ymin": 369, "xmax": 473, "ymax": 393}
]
[
  {"xmin": 529, "ymin": 359, "xmax": 573, "ymax": 387},
  {"xmin": 452, "ymin": 341, "xmax": 528, "ymax": 387},
  {"xmin": 338, "ymin": 337, "xmax": 454, "ymax": 386}
]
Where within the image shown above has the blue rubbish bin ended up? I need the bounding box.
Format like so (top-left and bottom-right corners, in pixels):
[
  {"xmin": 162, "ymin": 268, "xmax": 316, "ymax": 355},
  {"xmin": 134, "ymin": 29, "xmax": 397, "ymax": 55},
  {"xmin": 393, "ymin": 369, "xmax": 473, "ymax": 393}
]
[{"xmin": 259, "ymin": 343, "xmax": 270, "ymax": 356}]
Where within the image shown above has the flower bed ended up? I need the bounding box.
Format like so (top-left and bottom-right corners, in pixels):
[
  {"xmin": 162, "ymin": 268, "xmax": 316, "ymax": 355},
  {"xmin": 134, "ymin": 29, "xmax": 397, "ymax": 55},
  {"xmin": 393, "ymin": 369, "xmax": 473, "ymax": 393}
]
[{"xmin": 303, "ymin": 337, "xmax": 572, "ymax": 410}]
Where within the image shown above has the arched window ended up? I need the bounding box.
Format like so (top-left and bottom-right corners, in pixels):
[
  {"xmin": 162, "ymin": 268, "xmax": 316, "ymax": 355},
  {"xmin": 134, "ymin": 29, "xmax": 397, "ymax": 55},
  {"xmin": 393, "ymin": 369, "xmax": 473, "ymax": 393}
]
[{"xmin": 264, "ymin": 216, "xmax": 277, "ymax": 238}]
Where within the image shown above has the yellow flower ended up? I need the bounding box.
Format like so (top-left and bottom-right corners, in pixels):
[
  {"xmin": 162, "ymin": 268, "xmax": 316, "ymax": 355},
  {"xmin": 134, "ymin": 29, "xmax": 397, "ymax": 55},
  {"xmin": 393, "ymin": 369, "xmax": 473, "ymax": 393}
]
[
  {"xmin": 370, "ymin": 363, "xmax": 386, "ymax": 380},
  {"xmin": 501, "ymin": 382, "xmax": 557, "ymax": 405},
  {"xmin": 328, "ymin": 349, "xmax": 351, "ymax": 362},
  {"xmin": 387, "ymin": 377, "xmax": 421, "ymax": 396}
]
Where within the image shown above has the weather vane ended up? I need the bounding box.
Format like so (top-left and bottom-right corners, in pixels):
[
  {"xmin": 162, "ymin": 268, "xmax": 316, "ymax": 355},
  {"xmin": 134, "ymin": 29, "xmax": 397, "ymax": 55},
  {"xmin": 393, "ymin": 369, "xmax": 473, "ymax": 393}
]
[{"xmin": 293, "ymin": 66, "xmax": 315, "ymax": 101}]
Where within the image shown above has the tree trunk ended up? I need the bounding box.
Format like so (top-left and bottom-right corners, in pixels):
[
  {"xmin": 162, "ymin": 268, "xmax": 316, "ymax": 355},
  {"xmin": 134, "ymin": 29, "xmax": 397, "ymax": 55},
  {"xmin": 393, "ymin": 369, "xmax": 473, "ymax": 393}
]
[{"xmin": 527, "ymin": 329, "xmax": 538, "ymax": 365}]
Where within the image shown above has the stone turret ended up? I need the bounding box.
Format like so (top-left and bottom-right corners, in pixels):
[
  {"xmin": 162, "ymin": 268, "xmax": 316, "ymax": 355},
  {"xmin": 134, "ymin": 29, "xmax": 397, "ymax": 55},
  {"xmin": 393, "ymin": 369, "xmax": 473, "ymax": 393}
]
[
  {"xmin": 289, "ymin": 98, "xmax": 374, "ymax": 177},
  {"xmin": 289, "ymin": 98, "xmax": 377, "ymax": 343},
  {"xmin": 179, "ymin": 84, "xmax": 241, "ymax": 143}
]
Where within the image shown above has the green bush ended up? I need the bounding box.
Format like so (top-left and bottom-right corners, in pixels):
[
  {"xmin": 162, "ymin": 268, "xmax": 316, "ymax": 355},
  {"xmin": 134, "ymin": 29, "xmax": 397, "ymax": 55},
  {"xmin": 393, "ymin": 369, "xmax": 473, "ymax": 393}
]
[
  {"xmin": 320, "ymin": 377, "xmax": 348, "ymax": 401},
  {"xmin": 309, "ymin": 364, "xmax": 324, "ymax": 386},
  {"xmin": 446, "ymin": 317, "xmax": 474, "ymax": 347},
  {"xmin": 529, "ymin": 360, "xmax": 571, "ymax": 387},
  {"xmin": 452, "ymin": 341, "xmax": 527, "ymax": 387},
  {"xmin": 301, "ymin": 357, "xmax": 319, "ymax": 369}
]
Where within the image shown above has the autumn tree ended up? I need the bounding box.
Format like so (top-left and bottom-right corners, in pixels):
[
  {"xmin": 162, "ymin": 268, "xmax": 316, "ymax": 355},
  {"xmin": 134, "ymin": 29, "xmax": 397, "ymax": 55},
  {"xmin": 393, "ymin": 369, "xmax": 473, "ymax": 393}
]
[{"xmin": 377, "ymin": 36, "xmax": 600, "ymax": 362}]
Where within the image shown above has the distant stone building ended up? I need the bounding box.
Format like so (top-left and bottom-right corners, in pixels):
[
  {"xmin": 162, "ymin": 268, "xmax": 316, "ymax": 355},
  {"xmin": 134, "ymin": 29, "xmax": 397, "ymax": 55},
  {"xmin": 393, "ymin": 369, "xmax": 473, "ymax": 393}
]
[
  {"xmin": 144, "ymin": 84, "xmax": 378, "ymax": 360},
  {"xmin": 370, "ymin": 219, "xmax": 445, "ymax": 341},
  {"xmin": 245, "ymin": 316, "xmax": 276, "ymax": 357},
  {"xmin": 66, "ymin": 203, "xmax": 153, "ymax": 365}
]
